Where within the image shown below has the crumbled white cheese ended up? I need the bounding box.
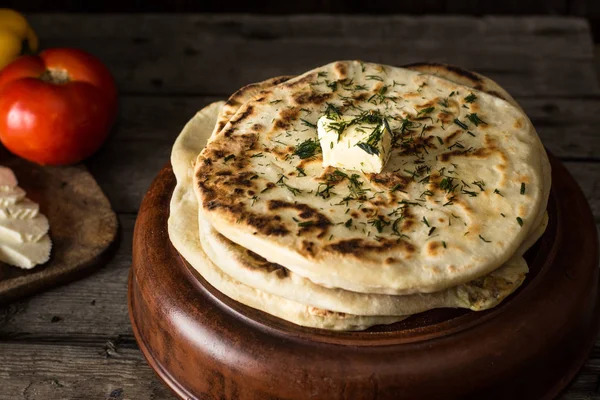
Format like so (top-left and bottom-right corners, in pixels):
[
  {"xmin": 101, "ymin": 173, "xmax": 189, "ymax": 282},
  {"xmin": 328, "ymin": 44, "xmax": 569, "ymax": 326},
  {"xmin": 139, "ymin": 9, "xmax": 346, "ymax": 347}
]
[
  {"xmin": 0, "ymin": 166, "xmax": 51, "ymax": 269},
  {"xmin": 0, "ymin": 186, "xmax": 26, "ymax": 206},
  {"xmin": 0, "ymin": 236, "xmax": 52, "ymax": 269},
  {"xmin": 0, "ymin": 198, "xmax": 39, "ymax": 219},
  {"xmin": 317, "ymin": 114, "xmax": 392, "ymax": 173},
  {"xmin": 0, "ymin": 214, "xmax": 49, "ymax": 243}
]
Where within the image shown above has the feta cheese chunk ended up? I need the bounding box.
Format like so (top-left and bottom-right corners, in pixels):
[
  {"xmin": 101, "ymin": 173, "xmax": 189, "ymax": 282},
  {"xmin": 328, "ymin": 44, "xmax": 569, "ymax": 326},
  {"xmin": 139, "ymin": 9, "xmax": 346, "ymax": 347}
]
[
  {"xmin": 0, "ymin": 198, "xmax": 39, "ymax": 219},
  {"xmin": 0, "ymin": 235, "xmax": 52, "ymax": 269},
  {"xmin": 0, "ymin": 185, "xmax": 26, "ymax": 206},
  {"xmin": 0, "ymin": 214, "xmax": 49, "ymax": 243},
  {"xmin": 0, "ymin": 166, "xmax": 51, "ymax": 269},
  {"xmin": 317, "ymin": 113, "xmax": 392, "ymax": 173}
]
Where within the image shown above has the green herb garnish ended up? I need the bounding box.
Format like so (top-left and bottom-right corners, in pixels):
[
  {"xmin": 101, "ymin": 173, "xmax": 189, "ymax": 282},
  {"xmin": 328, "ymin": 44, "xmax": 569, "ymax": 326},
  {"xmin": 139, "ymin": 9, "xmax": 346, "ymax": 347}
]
[
  {"xmin": 296, "ymin": 167, "xmax": 307, "ymax": 177},
  {"xmin": 461, "ymin": 189, "xmax": 478, "ymax": 197},
  {"xmin": 294, "ymin": 138, "xmax": 321, "ymax": 159},
  {"xmin": 454, "ymin": 118, "xmax": 468, "ymax": 130},
  {"xmin": 417, "ymin": 106, "xmax": 435, "ymax": 118},
  {"xmin": 392, "ymin": 217, "xmax": 404, "ymax": 236},
  {"xmin": 479, "ymin": 235, "xmax": 491, "ymax": 243},
  {"xmin": 391, "ymin": 184, "xmax": 406, "ymax": 193},
  {"xmin": 277, "ymin": 175, "xmax": 302, "ymax": 196},
  {"xmin": 346, "ymin": 174, "xmax": 368, "ymax": 201},
  {"xmin": 300, "ymin": 119, "xmax": 317, "ymax": 129},
  {"xmin": 472, "ymin": 180, "xmax": 485, "ymax": 191},
  {"xmin": 520, "ymin": 182, "xmax": 526, "ymax": 195},
  {"xmin": 517, "ymin": 217, "xmax": 523, "ymax": 227},
  {"xmin": 464, "ymin": 93, "xmax": 477, "ymax": 103},
  {"xmin": 325, "ymin": 103, "xmax": 342, "ymax": 119},
  {"xmin": 326, "ymin": 80, "xmax": 338, "ymax": 92},
  {"xmin": 356, "ymin": 119, "xmax": 389, "ymax": 156},
  {"xmin": 356, "ymin": 142, "xmax": 379, "ymax": 155},
  {"xmin": 440, "ymin": 177, "xmax": 457, "ymax": 193},
  {"xmin": 316, "ymin": 182, "xmax": 335, "ymax": 199},
  {"xmin": 298, "ymin": 221, "xmax": 314, "ymax": 227},
  {"xmin": 369, "ymin": 216, "xmax": 390, "ymax": 233},
  {"xmin": 466, "ymin": 113, "xmax": 487, "ymax": 126}
]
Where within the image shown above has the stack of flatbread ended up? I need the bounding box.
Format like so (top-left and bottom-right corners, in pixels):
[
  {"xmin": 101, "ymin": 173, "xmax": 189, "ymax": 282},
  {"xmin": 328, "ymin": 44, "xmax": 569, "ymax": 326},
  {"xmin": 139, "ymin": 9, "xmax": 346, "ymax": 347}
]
[{"xmin": 168, "ymin": 61, "xmax": 551, "ymax": 331}]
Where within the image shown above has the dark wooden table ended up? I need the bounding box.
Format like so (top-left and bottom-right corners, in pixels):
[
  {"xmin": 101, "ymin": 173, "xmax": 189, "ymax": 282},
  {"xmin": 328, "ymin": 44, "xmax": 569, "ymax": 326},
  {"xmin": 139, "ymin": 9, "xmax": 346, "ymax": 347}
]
[{"xmin": 0, "ymin": 14, "xmax": 599, "ymax": 400}]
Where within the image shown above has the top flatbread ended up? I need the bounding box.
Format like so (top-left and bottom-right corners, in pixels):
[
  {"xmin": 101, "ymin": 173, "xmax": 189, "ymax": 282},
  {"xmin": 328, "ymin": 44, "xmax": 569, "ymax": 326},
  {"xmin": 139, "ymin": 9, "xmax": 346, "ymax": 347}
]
[
  {"xmin": 195, "ymin": 61, "xmax": 550, "ymax": 295},
  {"xmin": 192, "ymin": 72, "xmax": 545, "ymax": 316}
]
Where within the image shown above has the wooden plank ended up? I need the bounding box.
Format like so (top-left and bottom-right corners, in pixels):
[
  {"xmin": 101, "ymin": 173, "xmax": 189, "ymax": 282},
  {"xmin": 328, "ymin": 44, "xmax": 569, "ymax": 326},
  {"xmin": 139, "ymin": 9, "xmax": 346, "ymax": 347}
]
[
  {"xmin": 13, "ymin": 0, "xmax": 592, "ymax": 15},
  {"xmin": 0, "ymin": 342, "xmax": 177, "ymax": 400},
  {"xmin": 18, "ymin": 0, "xmax": 327, "ymax": 13},
  {"xmin": 560, "ymin": 369, "xmax": 600, "ymax": 399},
  {"xmin": 0, "ymin": 340, "xmax": 597, "ymax": 400},
  {"xmin": 28, "ymin": 15, "xmax": 591, "ymax": 42},
  {"xmin": 570, "ymin": 0, "xmax": 600, "ymax": 18},
  {"xmin": 26, "ymin": 15, "xmax": 597, "ymax": 97},
  {"xmin": 447, "ymin": 0, "xmax": 568, "ymax": 14},
  {"xmin": 565, "ymin": 163, "xmax": 600, "ymax": 219},
  {"xmin": 521, "ymin": 98, "xmax": 600, "ymax": 160},
  {"xmin": 81, "ymin": 95, "xmax": 600, "ymax": 213}
]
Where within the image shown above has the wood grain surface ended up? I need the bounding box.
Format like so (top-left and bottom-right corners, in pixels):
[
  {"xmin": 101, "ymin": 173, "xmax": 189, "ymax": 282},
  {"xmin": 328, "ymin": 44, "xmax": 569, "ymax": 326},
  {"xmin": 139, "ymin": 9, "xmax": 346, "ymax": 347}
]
[{"xmin": 0, "ymin": 14, "xmax": 598, "ymax": 400}]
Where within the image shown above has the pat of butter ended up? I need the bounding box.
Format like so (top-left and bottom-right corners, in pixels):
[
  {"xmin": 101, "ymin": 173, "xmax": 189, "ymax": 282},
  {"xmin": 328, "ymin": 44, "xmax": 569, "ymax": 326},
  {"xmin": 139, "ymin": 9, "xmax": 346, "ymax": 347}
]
[{"xmin": 317, "ymin": 114, "xmax": 392, "ymax": 173}]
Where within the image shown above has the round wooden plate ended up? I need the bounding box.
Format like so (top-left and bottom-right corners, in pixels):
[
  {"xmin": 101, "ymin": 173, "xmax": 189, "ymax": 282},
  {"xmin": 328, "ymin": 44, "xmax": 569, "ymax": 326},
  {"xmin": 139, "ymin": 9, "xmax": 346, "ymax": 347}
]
[{"xmin": 129, "ymin": 153, "xmax": 599, "ymax": 400}]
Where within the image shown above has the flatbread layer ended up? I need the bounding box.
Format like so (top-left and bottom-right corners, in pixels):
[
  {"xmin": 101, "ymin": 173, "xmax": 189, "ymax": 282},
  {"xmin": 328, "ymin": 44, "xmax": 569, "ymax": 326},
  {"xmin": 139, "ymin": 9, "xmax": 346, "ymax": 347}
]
[{"xmin": 195, "ymin": 61, "xmax": 551, "ymax": 294}]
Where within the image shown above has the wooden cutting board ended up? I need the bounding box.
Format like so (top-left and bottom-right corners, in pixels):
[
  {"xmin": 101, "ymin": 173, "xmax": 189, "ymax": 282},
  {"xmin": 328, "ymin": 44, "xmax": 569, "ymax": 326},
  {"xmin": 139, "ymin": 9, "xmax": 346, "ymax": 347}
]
[{"xmin": 0, "ymin": 148, "xmax": 118, "ymax": 303}]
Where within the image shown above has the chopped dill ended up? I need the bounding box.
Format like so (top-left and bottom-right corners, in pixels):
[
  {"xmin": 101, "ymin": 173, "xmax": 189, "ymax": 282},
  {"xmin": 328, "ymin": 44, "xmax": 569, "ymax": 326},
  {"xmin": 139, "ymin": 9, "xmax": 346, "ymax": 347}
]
[
  {"xmin": 454, "ymin": 118, "xmax": 468, "ymax": 130},
  {"xmin": 479, "ymin": 235, "xmax": 491, "ymax": 243},
  {"xmin": 300, "ymin": 119, "xmax": 317, "ymax": 129},
  {"xmin": 466, "ymin": 113, "xmax": 487, "ymax": 126},
  {"xmin": 464, "ymin": 93, "xmax": 477, "ymax": 103},
  {"xmin": 293, "ymin": 138, "xmax": 321, "ymax": 159}
]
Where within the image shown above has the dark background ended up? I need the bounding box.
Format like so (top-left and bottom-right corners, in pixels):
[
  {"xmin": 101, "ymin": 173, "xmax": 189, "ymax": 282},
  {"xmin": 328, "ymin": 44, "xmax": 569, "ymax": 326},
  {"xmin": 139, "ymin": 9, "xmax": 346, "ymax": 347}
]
[
  {"xmin": 11, "ymin": 0, "xmax": 600, "ymax": 41},
  {"xmin": 8, "ymin": 0, "xmax": 600, "ymax": 15}
]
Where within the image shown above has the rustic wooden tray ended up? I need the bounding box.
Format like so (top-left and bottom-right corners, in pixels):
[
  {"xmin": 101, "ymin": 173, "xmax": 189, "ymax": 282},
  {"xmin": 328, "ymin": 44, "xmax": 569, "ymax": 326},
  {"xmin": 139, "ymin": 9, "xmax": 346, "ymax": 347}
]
[
  {"xmin": 0, "ymin": 149, "xmax": 119, "ymax": 303},
  {"xmin": 129, "ymin": 153, "xmax": 599, "ymax": 400}
]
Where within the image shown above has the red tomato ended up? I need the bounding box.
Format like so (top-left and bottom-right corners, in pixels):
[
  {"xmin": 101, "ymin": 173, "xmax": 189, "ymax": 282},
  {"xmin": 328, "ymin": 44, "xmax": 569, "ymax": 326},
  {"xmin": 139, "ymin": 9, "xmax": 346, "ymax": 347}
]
[{"xmin": 0, "ymin": 48, "xmax": 117, "ymax": 165}]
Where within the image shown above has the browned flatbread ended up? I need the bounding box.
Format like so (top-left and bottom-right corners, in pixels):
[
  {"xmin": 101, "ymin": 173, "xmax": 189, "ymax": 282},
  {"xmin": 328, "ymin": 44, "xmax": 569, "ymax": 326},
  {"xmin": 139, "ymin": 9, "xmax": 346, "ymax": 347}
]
[{"xmin": 195, "ymin": 61, "xmax": 551, "ymax": 295}]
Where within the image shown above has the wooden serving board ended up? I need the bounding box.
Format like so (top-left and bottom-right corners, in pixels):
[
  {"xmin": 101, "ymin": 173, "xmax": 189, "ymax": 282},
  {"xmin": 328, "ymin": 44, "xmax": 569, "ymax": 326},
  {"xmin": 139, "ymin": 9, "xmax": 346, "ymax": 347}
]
[
  {"xmin": 130, "ymin": 152, "xmax": 599, "ymax": 400},
  {"xmin": 0, "ymin": 148, "xmax": 119, "ymax": 303}
]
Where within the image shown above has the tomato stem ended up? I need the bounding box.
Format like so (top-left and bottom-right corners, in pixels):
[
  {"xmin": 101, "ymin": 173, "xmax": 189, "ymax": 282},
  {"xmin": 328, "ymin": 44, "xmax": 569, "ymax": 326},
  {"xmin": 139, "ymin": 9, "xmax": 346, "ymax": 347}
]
[{"xmin": 39, "ymin": 69, "xmax": 70, "ymax": 85}]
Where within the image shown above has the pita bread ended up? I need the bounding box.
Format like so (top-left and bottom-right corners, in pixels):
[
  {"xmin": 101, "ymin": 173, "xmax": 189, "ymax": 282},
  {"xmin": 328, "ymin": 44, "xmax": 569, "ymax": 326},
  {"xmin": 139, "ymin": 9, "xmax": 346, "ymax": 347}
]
[
  {"xmin": 195, "ymin": 61, "xmax": 551, "ymax": 294},
  {"xmin": 171, "ymin": 95, "xmax": 544, "ymax": 317}
]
